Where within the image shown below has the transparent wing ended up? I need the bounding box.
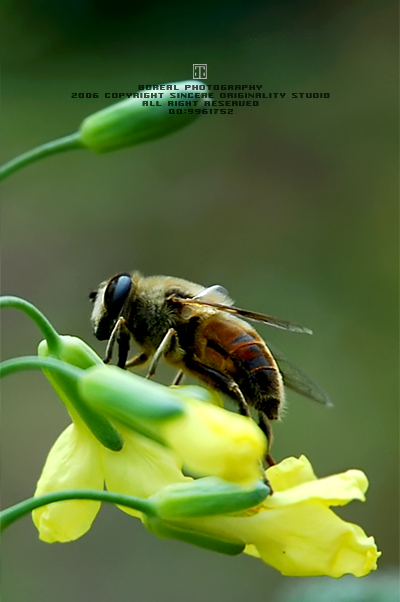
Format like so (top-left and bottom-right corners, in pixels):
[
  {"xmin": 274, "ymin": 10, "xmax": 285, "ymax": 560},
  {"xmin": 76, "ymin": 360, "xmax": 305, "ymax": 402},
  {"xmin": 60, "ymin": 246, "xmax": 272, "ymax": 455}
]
[
  {"xmin": 193, "ymin": 285, "xmax": 230, "ymax": 300},
  {"xmin": 171, "ymin": 297, "xmax": 312, "ymax": 335},
  {"xmin": 267, "ymin": 341, "xmax": 333, "ymax": 406}
]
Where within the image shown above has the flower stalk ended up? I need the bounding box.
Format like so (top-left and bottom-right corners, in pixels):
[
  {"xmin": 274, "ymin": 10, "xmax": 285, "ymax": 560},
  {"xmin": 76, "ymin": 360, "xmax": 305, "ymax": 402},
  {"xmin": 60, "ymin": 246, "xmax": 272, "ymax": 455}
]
[
  {"xmin": 0, "ymin": 489, "xmax": 155, "ymax": 532},
  {"xmin": 0, "ymin": 80, "xmax": 205, "ymax": 180},
  {"xmin": 0, "ymin": 134, "xmax": 83, "ymax": 181},
  {"xmin": 1, "ymin": 477, "xmax": 270, "ymax": 533},
  {"xmin": 0, "ymin": 296, "xmax": 62, "ymax": 355},
  {"xmin": 1, "ymin": 478, "xmax": 269, "ymax": 555}
]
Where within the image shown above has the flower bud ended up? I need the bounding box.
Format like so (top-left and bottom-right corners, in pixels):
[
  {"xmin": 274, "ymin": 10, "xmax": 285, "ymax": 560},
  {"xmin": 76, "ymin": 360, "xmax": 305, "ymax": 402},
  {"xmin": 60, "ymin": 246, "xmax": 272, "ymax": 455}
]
[
  {"xmin": 38, "ymin": 338, "xmax": 124, "ymax": 452},
  {"xmin": 38, "ymin": 335, "xmax": 103, "ymax": 370},
  {"xmin": 144, "ymin": 516, "xmax": 245, "ymax": 556},
  {"xmin": 160, "ymin": 388, "xmax": 267, "ymax": 486},
  {"xmin": 78, "ymin": 367, "xmax": 267, "ymax": 486},
  {"xmin": 150, "ymin": 477, "xmax": 270, "ymax": 519},
  {"xmin": 79, "ymin": 365, "xmax": 184, "ymax": 421},
  {"xmin": 79, "ymin": 80, "xmax": 205, "ymax": 153}
]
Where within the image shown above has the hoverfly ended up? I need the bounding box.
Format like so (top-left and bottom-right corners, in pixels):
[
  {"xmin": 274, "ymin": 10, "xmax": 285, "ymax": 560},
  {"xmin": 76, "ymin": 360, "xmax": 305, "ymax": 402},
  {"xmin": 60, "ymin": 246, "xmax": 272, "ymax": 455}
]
[{"xmin": 90, "ymin": 272, "xmax": 331, "ymax": 465}]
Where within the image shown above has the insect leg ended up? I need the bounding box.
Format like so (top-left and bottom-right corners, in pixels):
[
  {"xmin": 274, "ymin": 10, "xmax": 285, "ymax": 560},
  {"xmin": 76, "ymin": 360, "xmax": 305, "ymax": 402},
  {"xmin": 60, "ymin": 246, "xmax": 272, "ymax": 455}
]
[
  {"xmin": 230, "ymin": 386, "xmax": 274, "ymax": 490},
  {"xmin": 116, "ymin": 327, "xmax": 131, "ymax": 369},
  {"xmin": 104, "ymin": 317, "xmax": 129, "ymax": 365},
  {"xmin": 184, "ymin": 358, "xmax": 240, "ymax": 399},
  {"xmin": 226, "ymin": 385, "xmax": 275, "ymax": 490},
  {"xmin": 171, "ymin": 370, "xmax": 184, "ymax": 386},
  {"xmin": 146, "ymin": 328, "xmax": 177, "ymax": 380},
  {"xmin": 184, "ymin": 358, "xmax": 273, "ymax": 491},
  {"xmin": 125, "ymin": 352, "xmax": 150, "ymax": 369},
  {"xmin": 228, "ymin": 382, "xmax": 252, "ymax": 418},
  {"xmin": 258, "ymin": 412, "xmax": 276, "ymax": 467},
  {"xmin": 183, "ymin": 359, "xmax": 252, "ymax": 417},
  {"xmin": 183, "ymin": 357, "xmax": 251, "ymax": 413}
]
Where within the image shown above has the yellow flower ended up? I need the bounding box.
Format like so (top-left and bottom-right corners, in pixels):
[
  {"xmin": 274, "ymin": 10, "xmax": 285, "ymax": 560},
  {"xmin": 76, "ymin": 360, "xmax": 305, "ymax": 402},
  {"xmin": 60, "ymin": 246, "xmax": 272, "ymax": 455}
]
[
  {"xmin": 33, "ymin": 336, "xmax": 267, "ymax": 542},
  {"xmin": 32, "ymin": 414, "xmax": 189, "ymax": 543},
  {"xmin": 151, "ymin": 456, "xmax": 381, "ymax": 578},
  {"xmin": 78, "ymin": 367, "xmax": 267, "ymax": 485},
  {"xmin": 158, "ymin": 388, "xmax": 266, "ymax": 485},
  {"xmin": 5, "ymin": 297, "xmax": 379, "ymax": 576}
]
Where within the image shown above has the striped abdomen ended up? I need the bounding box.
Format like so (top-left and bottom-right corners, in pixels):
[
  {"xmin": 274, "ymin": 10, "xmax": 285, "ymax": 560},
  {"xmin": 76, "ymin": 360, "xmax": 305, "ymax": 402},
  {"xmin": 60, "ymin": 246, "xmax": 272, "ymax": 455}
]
[{"xmin": 193, "ymin": 314, "xmax": 284, "ymax": 420}]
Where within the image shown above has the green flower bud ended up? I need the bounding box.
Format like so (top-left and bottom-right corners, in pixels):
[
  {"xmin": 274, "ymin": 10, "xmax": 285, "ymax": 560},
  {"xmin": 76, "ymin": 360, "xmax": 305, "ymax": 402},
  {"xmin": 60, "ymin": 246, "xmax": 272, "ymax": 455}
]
[
  {"xmin": 79, "ymin": 80, "xmax": 205, "ymax": 153},
  {"xmin": 144, "ymin": 516, "xmax": 245, "ymax": 556},
  {"xmin": 78, "ymin": 367, "xmax": 267, "ymax": 485},
  {"xmin": 38, "ymin": 335, "xmax": 103, "ymax": 370},
  {"xmin": 38, "ymin": 338, "xmax": 123, "ymax": 452},
  {"xmin": 79, "ymin": 365, "xmax": 184, "ymax": 421},
  {"xmin": 150, "ymin": 477, "xmax": 270, "ymax": 519}
]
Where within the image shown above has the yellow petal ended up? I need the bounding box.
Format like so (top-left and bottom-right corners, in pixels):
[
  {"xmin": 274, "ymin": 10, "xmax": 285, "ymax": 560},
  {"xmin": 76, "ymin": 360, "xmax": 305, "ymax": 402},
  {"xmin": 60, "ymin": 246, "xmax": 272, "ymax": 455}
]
[
  {"xmin": 32, "ymin": 422, "xmax": 103, "ymax": 543},
  {"xmin": 160, "ymin": 398, "xmax": 266, "ymax": 485},
  {"xmin": 265, "ymin": 470, "xmax": 368, "ymax": 508},
  {"xmin": 242, "ymin": 501, "xmax": 381, "ymax": 577},
  {"xmin": 169, "ymin": 456, "xmax": 380, "ymax": 577},
  {"xmin": 265, "ymin": 455, "xmax": 317, "ymax": 491},
  {"xmin": 102, "ymin": 425, "xmax": 190, "ymax": 518}
]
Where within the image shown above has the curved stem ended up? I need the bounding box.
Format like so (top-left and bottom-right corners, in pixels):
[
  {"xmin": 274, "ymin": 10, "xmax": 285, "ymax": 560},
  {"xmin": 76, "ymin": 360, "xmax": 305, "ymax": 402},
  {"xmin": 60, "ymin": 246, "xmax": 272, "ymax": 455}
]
[
  {"xmin": 0, "ymin": 296, "xmax": 61, "ymax": 354},
  {"xmin": 0, "ymin": 356, "xmax": 125, "ymax": 452},
  {"xmin": 0, "ymin": 489, "xmax": 156, "ymax": 532},
  {"xmin": 0, "ymin": 132, "xmax": 84, "ymax": 181},
  {"xmin": 0, "ymin": 356, "xmax": 82, "ymax": 381}
]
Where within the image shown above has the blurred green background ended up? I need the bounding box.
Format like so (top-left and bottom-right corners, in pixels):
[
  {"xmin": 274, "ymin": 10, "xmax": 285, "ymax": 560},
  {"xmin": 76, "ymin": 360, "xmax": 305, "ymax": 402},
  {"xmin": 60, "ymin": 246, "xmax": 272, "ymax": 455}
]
[{"xmin": 1, "ymin": 1, "xmax": 398, "ymax": 600}]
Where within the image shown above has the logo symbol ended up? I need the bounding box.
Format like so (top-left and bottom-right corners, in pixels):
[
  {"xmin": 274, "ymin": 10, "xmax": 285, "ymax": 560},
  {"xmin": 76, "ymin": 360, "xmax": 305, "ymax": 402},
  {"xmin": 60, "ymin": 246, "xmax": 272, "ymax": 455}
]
[{"xmin": 193, "ymin": 64, "xmax": 207, "ymax": 79}]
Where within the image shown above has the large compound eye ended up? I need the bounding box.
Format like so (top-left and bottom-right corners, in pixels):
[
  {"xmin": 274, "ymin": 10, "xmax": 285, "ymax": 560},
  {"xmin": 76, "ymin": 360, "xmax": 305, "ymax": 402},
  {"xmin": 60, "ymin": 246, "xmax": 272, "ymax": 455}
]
[{"xmin": 104, "ymin": 274, "xmax": 132, "ymax": 317}]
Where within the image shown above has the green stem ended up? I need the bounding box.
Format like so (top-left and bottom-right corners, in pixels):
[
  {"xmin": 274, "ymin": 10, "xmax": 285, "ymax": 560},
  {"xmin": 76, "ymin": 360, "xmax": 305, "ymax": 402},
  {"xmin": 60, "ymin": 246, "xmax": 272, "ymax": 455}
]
[
  {"xmin": 0, "ymin": 356, "xmax": 82, "ymax": 381},
  {"xmin": 0, "ymin": 489, "xmax": 156, "ymax": 532},
  {"xmin": 0, "ymin": 132, "xmax": 84, "ymax": 181},
  {"xmin": 0, "ymin": 355, "xmax": 125, "ymax": 452},
  {"xmin": 0, "ymin": 296, "xmax": 61, "ymax": 354}
]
